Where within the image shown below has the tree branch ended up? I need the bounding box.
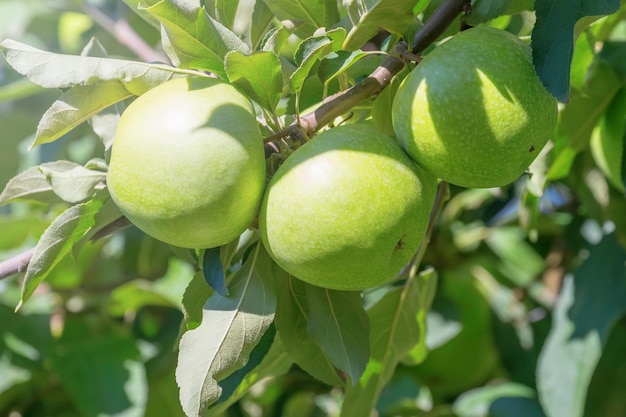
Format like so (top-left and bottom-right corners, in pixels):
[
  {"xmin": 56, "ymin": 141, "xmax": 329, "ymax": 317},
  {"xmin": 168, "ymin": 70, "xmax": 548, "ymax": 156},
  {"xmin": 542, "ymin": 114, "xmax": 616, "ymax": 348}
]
[
  {"xmin": 264, "ymin": 0, "xmax": 469, "ymax": 149},
  {"xmin": 0, "ymin": 248, "xmax": 35, "ymax": 281}
]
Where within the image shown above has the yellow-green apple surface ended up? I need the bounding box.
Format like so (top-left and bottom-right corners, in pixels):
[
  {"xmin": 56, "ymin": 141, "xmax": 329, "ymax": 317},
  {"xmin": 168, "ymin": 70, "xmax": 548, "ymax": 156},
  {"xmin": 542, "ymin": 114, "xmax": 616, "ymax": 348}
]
[
  {"xmin": 107, "ymin": 77, "xmax": 265, "ymax": 249},
  {"xmin": 392, "ymin": 26, "xmax": 558, "ymax": 188},
  {"xmin": 259, "ymin": 124, "xmax": 437, "ymax": 291}
]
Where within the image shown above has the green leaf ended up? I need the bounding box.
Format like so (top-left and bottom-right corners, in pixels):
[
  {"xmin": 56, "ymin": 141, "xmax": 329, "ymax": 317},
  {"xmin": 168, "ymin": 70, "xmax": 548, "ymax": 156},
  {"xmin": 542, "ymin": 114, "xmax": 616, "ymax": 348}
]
[
  {"xmin": 0, "ymin": 160, "xmax": 107, "ymax": 206},
  {"xmin": 122, "ymin": 0, "xmax": 163, "ymax": 28},
  {"xmin": 203, "ymin": 247, "xmax": 228, "ymax": 296},
  {"xmin": 108, "ymin": 279, "xmax": 181, "ymax": 316},
  {"xmin": 215, "ymin": 323, "xmax": 276, "ymax": 405},
  {"xmin": 341, "ymin": 269, "xmax": 438, "ymax": 417},
  {"xmin": 305, "ymin": 285, "xmax": 370, "ymax": 383},
  {"xmin": 401, "ymin": 268, "xmax": 439, "ymax": 365},
  {"xmin": 146, "ymin": 1, "xmax": 249, "ymax": 79},
  {"xmin": 89, "ymin": 101, "xmax": 125, "ymax": 150},
  {"xmin": 289, "ymin": 28, "xmax": 346, "ymax": 94},
  {"xmin": 176, "ymin": 244, "xmax": 276, "ymax": 416},
  {"xmin": 181, "ymin": 270, "xmax": 214, "ymax": 329},
  {"xmin": 49, "ymin": 317, "xmax": 147, "ymax": 417},
  {"xmin": 33, "ymin": 82, "xmax": 132, "ymax": 147},
  {"xmin": 206, "ymin": 334, "xmax": 292, "ymax": 416},
  {"xmin": 262, "ymin": 0, "xmax": 339, "ymax": 38},
  {"xmin": 466, "ymin": 0, "xmax": 514, "ymax": 25},
  {"xmin": 38, "ymin": 161, "xmax": 107, "ymax": 204},
  {"xmin": 225, "ymin": 51, "xmax": 283, "ymax": 111},
  {"xmin": 547, "ymin": 62, "xmax": 622, "ymax": 180},
  {"xmin": 250, "ymin": 0, "xmax": 276, "ymax": 50},
  {"xmin": 532, "ymin": 0, "xmax": 620, "ymax": 102},
  {"xmin": 584, "ymin": 317, "xmax": 626, "ymax": 417},
  {"xmin": 73, "ymin": 196, "xmax": 125, "ymax": 255},
  {"xmin": 454, "ymin": 382, "xmax": 545, "ymax": 417},
  {"xmin": 343, "ymin": 0, "xmax": 416, "ymax": 51},
  {"xmin": 569, "ymin": 31, "xmax": 595, "ymax": 93},
  {"xmin": 273, "ymin": 271, "xmax": 344, "ymax": 386},
  {"xmin": 0, "ymin": 161, "xmax": 76, "ymax": 206},
  {"xmin": 0, "ymin": 39, "xmax": 200, "ymax": 95},
  {"xmin": 318, "ymin": 50, "xmax": 369, "ymax": 85},
  {"xmin": 536, "ymin": 232, "xmax": 626, "ymax": 417},
  {"xmin": 590, "ymin": 88, "xmax": 626, "ymax": 192},
  {"xmin": 215, "ymin": 0, "xmax": 239, "ymax": 30},
  {"xmin": 485, "ymin": 227, "xmax": 545, "ymax": 287},
  {"xmin": 17, "ymin": 192, "xmax": 108, "ymax": 309}
]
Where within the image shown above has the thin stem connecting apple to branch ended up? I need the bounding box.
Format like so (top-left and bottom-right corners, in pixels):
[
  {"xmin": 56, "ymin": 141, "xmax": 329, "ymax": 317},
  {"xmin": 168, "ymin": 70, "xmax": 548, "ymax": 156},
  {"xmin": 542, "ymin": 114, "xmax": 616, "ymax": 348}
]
[{"xmin": 0, "ymin": 0, "xmax": 468, "ymax": 281}]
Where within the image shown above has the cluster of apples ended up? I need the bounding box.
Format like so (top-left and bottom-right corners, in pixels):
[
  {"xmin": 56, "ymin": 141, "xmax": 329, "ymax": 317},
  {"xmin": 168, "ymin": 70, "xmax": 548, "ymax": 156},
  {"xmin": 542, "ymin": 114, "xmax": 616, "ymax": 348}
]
[{"xmin": 107, "ymin": 26, "xmax": 557, "ymax": 291}]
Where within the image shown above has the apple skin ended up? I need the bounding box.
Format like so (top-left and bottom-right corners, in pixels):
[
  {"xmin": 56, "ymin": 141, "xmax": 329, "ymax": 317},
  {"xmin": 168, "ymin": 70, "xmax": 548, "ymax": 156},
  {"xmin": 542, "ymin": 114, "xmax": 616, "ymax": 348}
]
[
  {"xmin": 392, "ymin": 26, "xmax": 558, "ymax": 188},
  {"xmin": 107, "ymin": 77, "xmax": 265, "ymax": 249},
  {"xmin": 259, "ymin": 124, "xmax": 438, "ymax": 291}
]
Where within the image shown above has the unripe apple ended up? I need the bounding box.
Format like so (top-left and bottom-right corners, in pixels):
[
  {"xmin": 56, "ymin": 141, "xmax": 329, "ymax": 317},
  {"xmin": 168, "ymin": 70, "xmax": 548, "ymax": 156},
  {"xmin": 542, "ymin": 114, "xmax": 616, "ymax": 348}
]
[
  {"xmin": 259, "ymin": 124, "xmax": 437, "ymax": 291},
  {"xmin": 392, "ymin": 26, "xmax": 558, "ymax": 188},
  {"xmin": 107, "ymin": 77, "xmax": 265, "ymax": 249}
]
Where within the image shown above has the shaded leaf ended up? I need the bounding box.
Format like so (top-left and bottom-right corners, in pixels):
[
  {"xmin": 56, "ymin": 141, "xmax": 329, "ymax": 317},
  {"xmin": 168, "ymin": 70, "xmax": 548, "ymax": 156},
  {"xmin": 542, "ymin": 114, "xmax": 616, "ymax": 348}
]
[
  {"xmin": 536, "ymin": 232, "xmax": 626, "ymax": 417},
  {"xmin": 33, "ymin": 82, "xmax": 132, "ymax": 147},
  {"xmin": 203, "ymin": 247, "xmax": 228, "ymax": 296},
  {"xmin": 18, "ymin": 192, "xmax": 108, "ymax": 309},
  {"xmin": 532, "ymin": 0, "xmax": 620, "ymax": 102},
  {"xmin": 318, "ymin": 50, "xmax": 368, "ymax": 85},
  {"xmin": 146, "ymin": 1, "xmax": 249, "ymax": 79},
  {"xmin": 274, "ymin": 271, "xmax": 344, "ymax": 386},
  {"xmin": 341, "ymin": 269, "xmax": 438, "ymax": 417},
  {"xmin": 176, "ymin": 244, "xmax": 276, "ymax": 416},
  {"xmin": 343, "ymin": 0, "xmax": 416, "ymax": 51},
  {"xmin": 305, "ymin": 285, "xmax": 369, "ymax": 383},
  {"xmin": 466, "ymin": 0, "xmax": 514, "ymax": 25},
  {"xmin": 225, "ymin": 51, "xmax": 283, "ymax": 111},
  {"xmin": 50, "ymin": 317, "xmax": 147, "ymax": 417},
  {"xmin": 0, "ymin": 39, "xmax": 200, "ymax": 95}
]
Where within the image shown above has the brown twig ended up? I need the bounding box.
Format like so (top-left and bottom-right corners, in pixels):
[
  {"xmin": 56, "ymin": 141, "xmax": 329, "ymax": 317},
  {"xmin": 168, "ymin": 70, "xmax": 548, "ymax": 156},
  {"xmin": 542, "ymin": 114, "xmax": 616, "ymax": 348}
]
[
  {"xmin": 0, "ymin": 0, "xmax": 468, "ymax": 281},
  {"xmin": 83, "ymin": 3, "xmax": 169, "ymax": 64},
  {"xmin": 0, "ymin": 248, "xmax": 35, "ymax": 280}
]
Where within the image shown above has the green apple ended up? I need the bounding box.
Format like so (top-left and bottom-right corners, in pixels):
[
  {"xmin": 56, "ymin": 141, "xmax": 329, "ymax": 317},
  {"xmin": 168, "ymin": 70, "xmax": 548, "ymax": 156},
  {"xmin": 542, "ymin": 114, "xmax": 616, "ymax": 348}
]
[
  {"xmin": 259, "ymin": 124, "xmax": 437, "ymax": 291},
  {"xmin": 392, "ymin": 26, "xmax": 558, "ymax": 188},
  {"xmin": 107, "ymin": 77, "xmax": 265, "ymax": 249}
]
